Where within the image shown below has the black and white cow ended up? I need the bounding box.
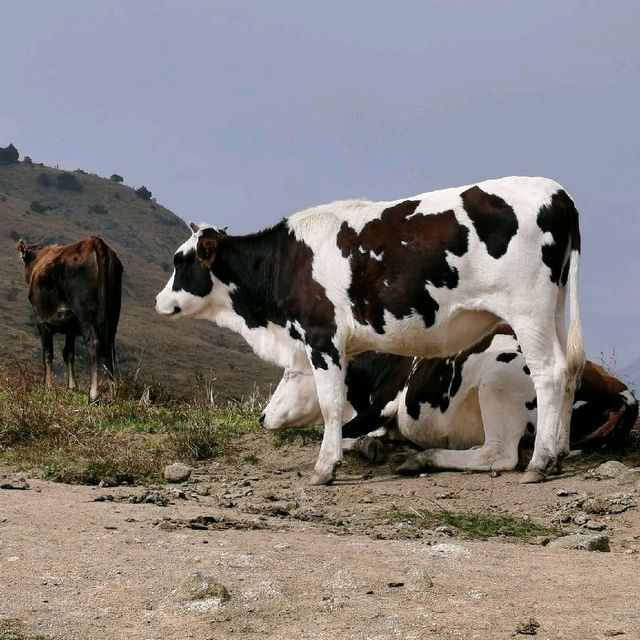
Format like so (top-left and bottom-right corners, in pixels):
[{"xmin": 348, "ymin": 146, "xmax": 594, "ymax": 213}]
[
  {"xmin": 156, "ymin": 177, "xmax": 584, "ymax": 485},
  {"xmin": 261, "ymin": 326, "xmax": 638, "ymax": 472}
]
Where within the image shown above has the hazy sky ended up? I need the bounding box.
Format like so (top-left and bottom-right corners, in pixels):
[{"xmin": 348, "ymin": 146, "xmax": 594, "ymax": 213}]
[{"xmin": 2, "ymin": 1, "xmax": 639, "ymax": 369}]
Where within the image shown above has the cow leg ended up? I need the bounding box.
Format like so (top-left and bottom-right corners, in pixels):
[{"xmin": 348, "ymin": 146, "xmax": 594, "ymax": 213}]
[
  {"xmin": 342, "ymin": 436, "xmax": 388, "ymax": 464},
  {"xmin": 308, "ymin": 358, "xmax": 346, "ymax": 486},
  {"xmin": 63, "ymin": 333, "xmax": 77, "ymax": 390},
  {"xmin": 83, "ymin": 326, "xmax": 101, "ymax": 403},
  {"xmin": 512, "ymin": 322, "xmax": 573, "ymax": 482},
  {"xmin": 103, "ymin": 341, "xmax": 116, "ymax": 383},
  {"xmin": 396, "ymin": 385, "xmax": 525, "ymax": 473},
  {"xmin": 39, "ymin": 324, "xmax": 54, "ymax": 389}
]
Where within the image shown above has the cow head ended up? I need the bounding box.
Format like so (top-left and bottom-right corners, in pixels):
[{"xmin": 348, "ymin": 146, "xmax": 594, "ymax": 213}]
[
  {"xmin": 260, "ymin": 368, "xmax": 324, "ymax": 430},
  {"xmin": 155, "ymin": 223, "xmax": 226, "ymax": 319},
  {"xmin": 16, "ymin": 239, "xmax": 42, "ymax": 282},
  {"xmin": 260, "ymin": 367, "xmax": 356, "ymax": 430}
]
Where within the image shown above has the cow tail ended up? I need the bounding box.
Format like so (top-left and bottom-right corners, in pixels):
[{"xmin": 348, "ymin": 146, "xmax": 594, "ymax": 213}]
[
  {"xmin": 95, "ymin": 238, "xmax": 123, "ymax": 369},
  {"xmin": 565, "ymin": 228, "xmax": 585, "ymax": 391}
]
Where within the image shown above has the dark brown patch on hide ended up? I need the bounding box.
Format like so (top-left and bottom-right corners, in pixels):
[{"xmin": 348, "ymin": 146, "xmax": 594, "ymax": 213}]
[
  {"xmin": 460, "ymin": 185, "xmax": 518, "ymax": 259},
  {"xmin": 536, "ymin": 189, "xmax": 581, "ymax": 285},
  {"xmin": 336, "ymin": 200, "xmax": 469, "ymax": 333}
]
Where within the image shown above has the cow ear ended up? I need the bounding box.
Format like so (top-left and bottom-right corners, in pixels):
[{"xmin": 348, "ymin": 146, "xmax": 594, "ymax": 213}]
[
  {"xmin": 189, "ymin": 221, "xmax": 200, "ymax": 234},
  {"xmin": 196, "ymin": 230, "xmax": 218, "ymax": 268},
  {"xmin": 17, "ymin": 239, "xmax": 27, "ymax": 261}
]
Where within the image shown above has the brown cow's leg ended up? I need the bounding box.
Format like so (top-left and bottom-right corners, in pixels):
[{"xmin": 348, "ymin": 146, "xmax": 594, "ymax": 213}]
[
  {"xmin": 104, "ymin": 342, "xmax": 116, "ymax": 382},
  {"xmin": 39, "ymin": 324, "xmax": 54, "ymax": 390},
  {"xmin": 63, "ymin": 333, "xmax": 77, "ymax": 391},
  {"xmin": 83, "ymin": 327, "xmax": 100, "ymax": 403}
]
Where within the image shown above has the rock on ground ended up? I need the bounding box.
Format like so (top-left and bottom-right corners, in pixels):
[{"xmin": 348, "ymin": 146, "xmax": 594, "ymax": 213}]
[
  {"xmin": 163, "ymin": 463, "xmax": 192, "ymax": 483},
  {"xmin": 548, "ymin": 534, "xmax": 610, "ymax": 552}
]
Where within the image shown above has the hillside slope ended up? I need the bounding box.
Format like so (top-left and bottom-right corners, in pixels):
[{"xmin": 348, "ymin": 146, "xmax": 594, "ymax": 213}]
[{"xmin": 0, "ymin": 161, "xmax": 278, "ymax": 398}]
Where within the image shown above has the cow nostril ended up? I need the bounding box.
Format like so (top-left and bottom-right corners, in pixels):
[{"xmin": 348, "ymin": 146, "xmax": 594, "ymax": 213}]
[
  {"xmin": 259, "ymin": 413, "xmax": 265, "ymax": 425},
  {"xmin": 172, "ymin": 305, "xmax": 181, "ymax": 315}
]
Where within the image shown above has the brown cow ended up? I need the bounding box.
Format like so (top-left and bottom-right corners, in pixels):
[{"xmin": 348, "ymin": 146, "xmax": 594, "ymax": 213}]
[{"xmin": 18, "ymin": 236, "xmax": 123, "ymax": 402}]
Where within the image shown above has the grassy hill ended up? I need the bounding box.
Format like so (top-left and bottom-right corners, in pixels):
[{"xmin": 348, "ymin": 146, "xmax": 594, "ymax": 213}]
[{"xmin": 0, "ymin": 160, "xmax": 278, "ymax": 399}]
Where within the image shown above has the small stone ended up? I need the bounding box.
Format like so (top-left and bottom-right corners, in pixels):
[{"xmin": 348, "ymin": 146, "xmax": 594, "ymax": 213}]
[
  {"xmin": 584, "ymin": 519, "xmax": 607, "ymax": 531},
  {"xmin": 0, "ymin": 480, "xmax": 29, "ymax": 490},
  {"xmin": 592, "ymin": 461, "xmax": 628, "ymax": 479},
  {"xmin": 582, "ymin": 497, "xmax": 607, "ymax": 514},
  {"xmin": 529, "ymin": 536, "xmax": 551, "ymax": 546},
  {"xmin": 435, "ymin": 525, "xmax": 454, "ymax": 536},
  {"xmin": 406, "ymin": 567, "xmax": 433, "ymax": 589},
  {"xmin": 548, "ymin": 533, "xmax": 610, "ymax": 552},
  {"xmin": 604, "ymin": 631, "xmax": 625, "ymax": 637},
  {"xmin": 556, "ymin": 488, "xmax": 578, "ymax": 497},
  {"xmin": 157, "ymin": 520, "xmax": 177, "ymax": 531},
  {"xmin": 516, "ymin": 618, "xmax": 540, "ymax": 635},
  {"xmin": 194, "ymin": 484, "xmax": 211, "ymax": 496},
  {"xmin": 572, "ymin": 513, "xmax": 588, "ymax": 526},
  {"xmin": 164, "ymin": 463, "xmax": 192, "ymax": 483},
  {"xmin": 174, "ymin": 572, "xmax": 230, "ymax": 610}
]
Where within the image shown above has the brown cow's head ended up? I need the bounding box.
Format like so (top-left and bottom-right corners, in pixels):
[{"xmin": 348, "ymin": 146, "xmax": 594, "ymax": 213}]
[
  {"xmin": 17, "ymin": 239, "xmax": 29, "ymax": 261},
  {"xmin": 16, "ymin": 239, "xmax": 42, "ymax": 281}
]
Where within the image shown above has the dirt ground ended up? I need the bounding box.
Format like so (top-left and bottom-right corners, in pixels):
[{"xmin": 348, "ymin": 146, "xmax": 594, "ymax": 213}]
[{"xmin": 2, "ymin": 438, "xmax": 640, "ymax": 640}]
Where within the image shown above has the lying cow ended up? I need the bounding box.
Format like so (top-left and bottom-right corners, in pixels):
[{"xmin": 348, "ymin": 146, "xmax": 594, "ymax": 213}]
[
  {"xmin": 18, "ymin": 236, "xmax": 123, "ymax": 402},
  {"xmin": 156, "ymin": 176, "xmax": 584, "ymax": 484},
  {"xmin": 261, "ymin": 326, "xmax": 638, "ymax": 472}
]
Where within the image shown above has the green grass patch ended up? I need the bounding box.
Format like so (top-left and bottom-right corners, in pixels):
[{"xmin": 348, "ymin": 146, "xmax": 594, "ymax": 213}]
[
  {"xmin": 273, "ymin": 426, "xmax": 324, "ymax": 447},
  {"xmin": 390, "ymin": 508, "xmax": 555, "ymax": 541},
  {"xmin": 0, "ymin": 369, "xmax": 263, "ymax": 483}
]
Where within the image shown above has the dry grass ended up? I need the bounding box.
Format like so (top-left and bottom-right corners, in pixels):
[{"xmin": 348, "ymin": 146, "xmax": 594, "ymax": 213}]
[{"xmin": 0, "ymin": 365, "xmax": 266, "ymax": 484}]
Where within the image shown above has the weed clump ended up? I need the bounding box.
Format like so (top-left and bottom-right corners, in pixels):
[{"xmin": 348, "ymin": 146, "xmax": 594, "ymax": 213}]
[
  {"xmin": 0, "ymin": 367, "xmax": 263, "ymax": 484},
  {"xmin": 389, "ymin": 508, "xmax": 554, "ymax": 541}
]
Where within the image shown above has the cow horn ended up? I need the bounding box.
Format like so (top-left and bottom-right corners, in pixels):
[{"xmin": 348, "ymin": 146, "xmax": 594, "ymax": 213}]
[{"xmin": 189, "ymin": 221, "xmax": 200, "ymax": 233}]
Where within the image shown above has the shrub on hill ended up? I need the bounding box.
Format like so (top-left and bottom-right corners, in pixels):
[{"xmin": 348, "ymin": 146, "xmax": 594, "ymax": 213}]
[
  {"xmin": 135, "ymin": 185, "xmax": 152, "ymax": 200},
  {"xmin": 23, "ymin": 156, "xmax": 33, "ymax": 165},
  {"xmin": 56, "ymin": 172, "xmax": 83, "ymax": 192},
  {"xmin": 88, "ymin": 203, "xmax": 108, "ymax": 215},
  {"xmin": 0, "ymin": 143, "xmax": 19, "ymax": 164},
  {"xmin": 110, "ymin": 174, "xmax": 124, "ymax": 183},
  {"xmin": 37, "ymin": 172, "xmax": 51, "ymax": 187},
  {"xmin": 30, "ymin": 200, "xmax": 50, "ymax": 213}
]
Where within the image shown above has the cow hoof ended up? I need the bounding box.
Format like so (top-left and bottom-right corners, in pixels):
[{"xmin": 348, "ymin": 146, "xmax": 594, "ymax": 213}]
[
  {"xmin": 309, "ymin": 460, "xmax": 341, "ymax": 486},
  {"xmin": 309, "ymin": 472, "xmax": 335, "ymax": 486},
  {"xmin": 357, "ymin": 437, "xmax": 387, "ymax": 464},
  {"xmin": 548, "ymin": 456, "xmax": 566, "ymax": 476},
  {"xmin": 395, "ymin": 456, "xmax": 424, "ymax": 476},
  {"xmin": 519, "ymin": 469, "xmax": 545, "ymax": 484}
]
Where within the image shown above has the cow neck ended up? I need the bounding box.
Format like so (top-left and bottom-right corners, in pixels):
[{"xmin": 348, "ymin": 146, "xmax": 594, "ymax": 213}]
[{"xmin": 211, "ymin": 221, "xmax": 292, "ymax": 328}]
